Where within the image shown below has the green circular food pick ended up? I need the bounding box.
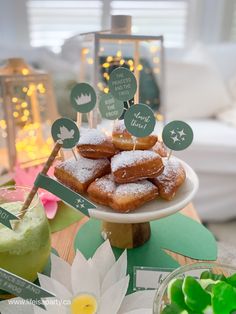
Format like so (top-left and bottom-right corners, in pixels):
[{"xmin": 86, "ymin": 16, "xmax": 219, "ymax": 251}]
[
  {"xmin": 162, "ymin": 120, "xmax": 193, "ymax": 151},
  {"xmin": 124, "ymin": 103, "xmax": 156, "ymax": 137},
  {"xmin": 51, "ymin": 118, "xmax": 80, "ymax": 149},
  {"xmin": 70, "ymin": 82, "xmax": 96, "ymax": 113},
  {"xmin": 99, "ymin": 93, "xmax": 124, "ymax": 120},
  {"xmin": 108, "ymin": 67, "xmax": 137, "ymax": 101}
]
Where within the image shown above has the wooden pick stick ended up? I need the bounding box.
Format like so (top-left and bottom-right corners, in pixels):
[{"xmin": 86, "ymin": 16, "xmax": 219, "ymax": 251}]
[
  {"xmin": 16, "ymin": 141, "xmax": 62, "ymax": 224},
  {"xmin": 71, "ymin": 148, "xmax": 78, "ymax": 161},
  {"xmin": 132, "ymin": 136, "xmax": 137, "ymax": 151},
  {"xmin": 168, "ymin": 149, "xmax": 173, "ymax": 160}
]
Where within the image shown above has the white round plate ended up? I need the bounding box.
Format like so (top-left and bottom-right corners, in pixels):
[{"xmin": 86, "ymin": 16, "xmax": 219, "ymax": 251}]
[{"xmin": 88, "ymin": 158, "xmax": 199, "ymax": 224}]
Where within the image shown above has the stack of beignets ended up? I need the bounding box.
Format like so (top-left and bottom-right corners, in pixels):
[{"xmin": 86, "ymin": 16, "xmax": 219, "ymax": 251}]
[{"xmin": 54, "ymin": 125, "xmax": 186, "ymax": 213}]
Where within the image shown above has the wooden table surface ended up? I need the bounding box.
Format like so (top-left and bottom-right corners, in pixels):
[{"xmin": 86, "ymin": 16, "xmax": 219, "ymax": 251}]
[{"xmin": 52, "ymin": 203, "xmax": 202, "ymax": 265}]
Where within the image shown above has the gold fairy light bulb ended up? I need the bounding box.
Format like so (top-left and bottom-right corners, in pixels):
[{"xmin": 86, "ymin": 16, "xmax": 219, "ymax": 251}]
[
  {"xmin": 102, "ymin": 62, "xmax": 110, "ymax": 68},
  {"xmin": 116, "ymin": 50, "xmax": 122, "ymax": 57}
]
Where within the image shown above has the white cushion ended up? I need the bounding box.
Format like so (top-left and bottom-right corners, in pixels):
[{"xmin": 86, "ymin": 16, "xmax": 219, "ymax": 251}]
[
  {"xmin": 175, "ymin": 120, "xmax": 236, "ymax": 174},
  {"xmin": 166, "ymin": 60, "xmax": 232, "ymax": 120},
  {"xmin": 174, "ymin": 119, "xmax": 236, "ymax": 221}
]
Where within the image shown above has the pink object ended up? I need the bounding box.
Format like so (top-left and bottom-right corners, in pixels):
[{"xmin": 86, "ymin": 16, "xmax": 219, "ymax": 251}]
[{"xmin": 13, "ymin": 165, "xmax": 60, "ymax": 219}]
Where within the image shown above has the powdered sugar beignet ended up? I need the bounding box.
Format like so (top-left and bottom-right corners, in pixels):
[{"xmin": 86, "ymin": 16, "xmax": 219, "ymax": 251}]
[
  {"xmin": 54, "ymin": 157, "xmax": 110, "ymax": 193},
  {"xmin": 111, "ymin": 150, "xmax": 164, "ymax": 183},
  {"xmin": 87, "ymin": 174, "xmax": 159, "ymax": 212},
  {"xmin": 77, "ymin": 128, "xmax": 117, "ymax": 159},
  {"xmin": 112, "ymin": 120, "xmax": 157, "ymax": 151},
  {"xmin": 87, "ymin": 174, "xmax": 116, "ymax": 206},
  {"xmin": 152, "ymin": 158, "xmax": 186, "ymax": 201}
]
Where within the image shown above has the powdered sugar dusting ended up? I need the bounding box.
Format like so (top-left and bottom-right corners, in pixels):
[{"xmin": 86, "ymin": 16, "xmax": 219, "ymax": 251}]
[
  {"xmin": 95, "ymin": 174, "xmax": 116, "ymax": 193},
  {"xmin": 113, "ymin": 120, "xmax": 126, "ymax": 133},
  {"xmin": 111, "ymin": 150, "xmax": 159, "ymax": 172},
  {"xmin": 78, "ymin": 128, "xmax": 107, "ymax": 145},
  {"xmin": 158, "ymin": 157, "xmax": 182, "ymax": 179},
  {"xmin": 115, "ymin": 180, "xmax": 156, "ymax": 196},
  {"xmin": 56, "ymin": 156, "xmax": 110, "ymax": 183}
]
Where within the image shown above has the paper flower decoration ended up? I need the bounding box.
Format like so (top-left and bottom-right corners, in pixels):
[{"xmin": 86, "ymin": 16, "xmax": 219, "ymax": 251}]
[
  {"xmin": 13, "ymin": 164, "xmax": 60, "ymax": 219},
  {"xmin": 32, "ymin": 240, "xmax": 155, "ymax": 314},
  {"xmin": 0, "ymin": 241, "xmax": 155, "ymax": 314}
]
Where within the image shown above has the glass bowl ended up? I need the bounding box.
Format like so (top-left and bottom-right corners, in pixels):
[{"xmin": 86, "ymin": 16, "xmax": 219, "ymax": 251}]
[{"xmin": 153, "ymin": 262, "xmax": 236, "ymax": 314}]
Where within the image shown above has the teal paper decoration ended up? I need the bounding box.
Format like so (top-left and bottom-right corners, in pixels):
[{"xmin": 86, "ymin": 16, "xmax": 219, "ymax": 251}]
[
  {"xmin": 70, "ymin": 82, "xmax": 97, "ymax": 113},
  {"xmin": 124, "ymin": 103, "xmax": 156, "ymax": 137},
  {"xmin": 109, "ymin": 67, "xmax": 137, "ymax": 101},
  {"xmin": 0, "ymin": 206, "xmax": 19, "ymax": 230},
  {"xmin": 99, "ymin": 93, "xmax": 124, "ymax": 120},
  {"xmin": 51, "ymin": 118, "xmax": 80, "ymax": 149},
  {"xmin": 162, "ymin": 121, "xmax": 193, "ymax": 151}
]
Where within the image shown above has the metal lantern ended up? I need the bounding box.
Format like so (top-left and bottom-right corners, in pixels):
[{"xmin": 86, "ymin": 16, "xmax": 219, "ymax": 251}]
[
  {"xmin": 78, "ymin": 15, "xmax": 165, "ymax": 128},
  {"xmin": 0, "ymin": 58, "xmax": 58, "ymax": 171}
]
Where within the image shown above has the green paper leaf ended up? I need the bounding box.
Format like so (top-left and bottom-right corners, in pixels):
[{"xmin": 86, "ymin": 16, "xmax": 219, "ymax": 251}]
[
  {"xmin": 212, "ymin": 282, "xmax": 236, "ymax": 314},
  {"xmin": 157, "ymin": 213, "xmax": 217, "ymax": 260},
  {"xmin": 74, "ymin": 214, "xmax": 217, "ymax": 294},
  {"xmin": 50, "ymin": 202, "xmax": 83, "ymax": 233},
  {"xmin": 74, "ymin": 218, "xmax": 179, "ymax": 294},
  {"xmin": 183, "ymin": 276, "xmax": 211, "ymax": 312}
]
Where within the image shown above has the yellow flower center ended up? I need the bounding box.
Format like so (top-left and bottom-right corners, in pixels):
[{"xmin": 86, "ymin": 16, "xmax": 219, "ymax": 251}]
[{"xmin": 71, "ymin": 294, "xmax": 98, "ymax": 314}]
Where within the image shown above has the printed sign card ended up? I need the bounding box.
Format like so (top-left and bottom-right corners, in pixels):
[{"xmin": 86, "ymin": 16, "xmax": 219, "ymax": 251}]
[
  {"xmin": 124, "ymin": 103, "xmax": 156, "ymax": 137},
  {"xmin": 109, "ymin": 67, "xmax": 137, "ymax": 101},
  {"xmin": 0, "ymin": 268, "xmax": 54, "ymax": 309},
  {"xmin": 99, "ymin": 93, "xmax": 124, "ymax": 120},
  {"xmin": 70, "ymin": 83, "xmax": 97, "ymax": 113}
]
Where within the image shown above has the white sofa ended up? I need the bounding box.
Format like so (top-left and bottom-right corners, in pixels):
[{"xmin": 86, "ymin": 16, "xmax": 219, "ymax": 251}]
[{"xmin": 165, "ymin": 44, "xmax": 236, "ymax": 222}]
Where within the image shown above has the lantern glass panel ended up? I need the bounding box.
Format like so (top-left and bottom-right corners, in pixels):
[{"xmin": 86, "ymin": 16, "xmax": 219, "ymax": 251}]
[
  {"xmin": 79, "ymin": 33, "xmax": 164, "ymax": 131},
  {"xmin": 0, "ymin": 59, "xmax": 58, "ymax": 172}
]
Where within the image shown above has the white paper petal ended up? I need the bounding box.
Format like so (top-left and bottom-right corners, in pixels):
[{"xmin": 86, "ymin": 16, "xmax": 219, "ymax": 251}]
[
  {"xmin": 122, "ymin": 309, "xmax": 152, "ymax": 314},
  {"xmin": 91, "ymin": 240, "xmax": 116, "ymax": 283},
  {"xmin": 0, "ymin": 298, "xmax": 33, "ymax": 314},
  {"xmin": 118, "ymin": 290, "xmax": 156, "ymax": 314},
  {"xmin": 101, "ymin": 250, "xmax": 127, "ymax": 294},
  {"xmin": 71, "ymin": 250, "xmax": 100, "ymax": 298},
  {"xmin": 38, "ymin": 273, "xmax": 72, "ymax": 301},
  {"xmin": 99, "ymin": 275, "xmax": 129, "ymax": 314},
  {"xmin": 50, "ymin": 253, "xmax": 72, "ymax": 292}
]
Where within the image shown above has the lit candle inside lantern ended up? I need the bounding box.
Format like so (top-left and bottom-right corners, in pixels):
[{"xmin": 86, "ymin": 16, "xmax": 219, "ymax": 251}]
[{"xmin": 71, "ymin": 294, "xmax": 98, "ymax": 314}]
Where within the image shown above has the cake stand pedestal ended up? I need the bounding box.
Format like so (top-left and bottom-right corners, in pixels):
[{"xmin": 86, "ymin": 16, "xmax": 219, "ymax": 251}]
[{"xmin": 102, "ymin": 221, "xmax": 151, "ymax": 248}]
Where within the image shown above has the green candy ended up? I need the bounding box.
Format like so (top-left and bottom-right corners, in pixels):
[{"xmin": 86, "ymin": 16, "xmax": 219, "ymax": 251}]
[
  {"xmin": 227, "ymin": 274, "xmax": 236, "ymax": 288},
  {"xmin": 212, "ymin": 282, "xmax": 236, "ymax": 314},
  {"xmin": 168, "ymin": 279, "xmax": 189, "ymax": 310},
  {"xmin": 200, "ymin": 271, "xmax": 226, "ymax": 282},
  {"xmin": 161, "ymin": 303, "xmax": 188, "ymax": 314},
  {"xmin": 182, "ymin": 276, "xmax": 211, "ymax": 312}
]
